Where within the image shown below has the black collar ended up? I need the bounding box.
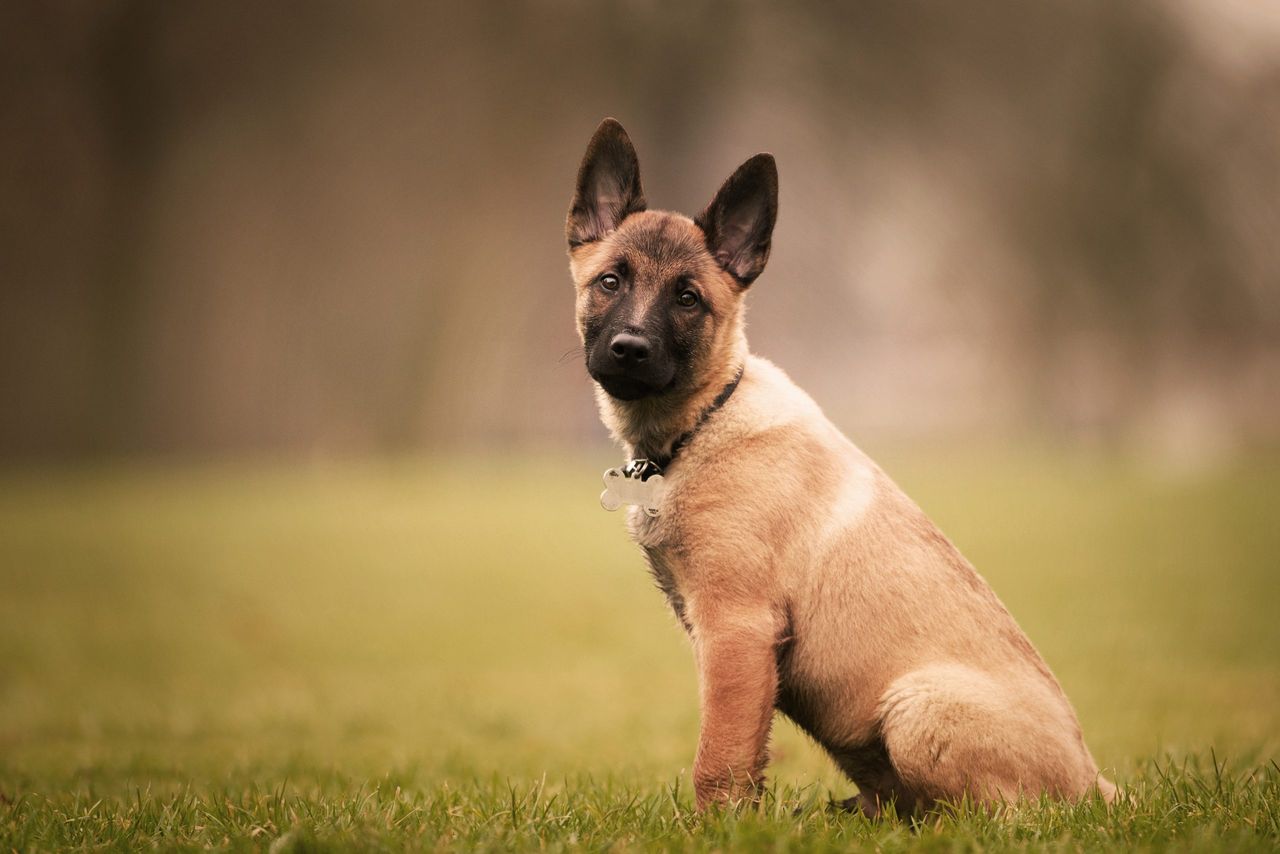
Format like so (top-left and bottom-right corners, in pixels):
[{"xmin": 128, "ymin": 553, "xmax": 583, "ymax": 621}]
[{"xmin": 629, "ymin": 364, "xmax": 745, "ymax": 479}]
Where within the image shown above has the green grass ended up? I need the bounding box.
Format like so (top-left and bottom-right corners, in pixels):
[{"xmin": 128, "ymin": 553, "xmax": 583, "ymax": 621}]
[{"xmin": 1, "ymin": 447, "xmax": 1277, "ymax": 850}]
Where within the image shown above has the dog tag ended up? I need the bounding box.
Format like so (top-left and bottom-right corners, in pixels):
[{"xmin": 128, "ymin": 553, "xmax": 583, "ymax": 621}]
[{"xmin": 600, "ymin": 464, "xmax": 665, "ymax": 517}]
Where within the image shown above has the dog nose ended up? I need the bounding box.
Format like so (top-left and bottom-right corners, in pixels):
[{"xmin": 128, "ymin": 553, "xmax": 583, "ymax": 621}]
[{"xmin": 609, "ymin": 333, "xmax": 650, "ymax": 364}]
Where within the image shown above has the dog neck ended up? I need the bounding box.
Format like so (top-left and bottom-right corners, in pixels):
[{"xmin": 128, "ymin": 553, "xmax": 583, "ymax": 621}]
[{"xmin": 596, "ymin": 340, "xmax": 748, "ymax": 464}]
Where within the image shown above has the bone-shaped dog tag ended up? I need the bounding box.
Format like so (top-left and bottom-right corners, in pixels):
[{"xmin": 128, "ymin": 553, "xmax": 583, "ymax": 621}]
[{"xmin": 600, "ymin": 466, "xmax": 665, "ymax": 517}]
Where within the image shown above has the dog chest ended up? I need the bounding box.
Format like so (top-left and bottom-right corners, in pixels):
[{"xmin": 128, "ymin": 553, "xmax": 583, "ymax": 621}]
[{"xmin": 639, "ymin": 543, "xmax": 691, "ymax": 632}]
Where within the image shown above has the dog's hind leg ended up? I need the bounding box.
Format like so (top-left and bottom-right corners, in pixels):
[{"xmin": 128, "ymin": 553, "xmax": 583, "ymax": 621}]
[{"xmin": 875, "ymin": 664, "xmax": 1100, "ymax": 810}]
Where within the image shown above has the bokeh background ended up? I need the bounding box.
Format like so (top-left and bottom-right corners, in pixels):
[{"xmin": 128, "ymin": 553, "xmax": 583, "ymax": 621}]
[
  {"xmin": 2, "ymin": 0, "xmax": 1278, "ymax": 807},
  {"xmin": 5, "ymin": 0, "xmax": 1279, "ymax": 462}
]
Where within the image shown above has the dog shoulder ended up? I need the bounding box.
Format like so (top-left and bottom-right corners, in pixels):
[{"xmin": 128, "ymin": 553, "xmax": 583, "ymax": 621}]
[
  {"xmin": 712, "ymin": 354, "xmax": 873, "ymax": 495},
  {"xmin": 669, "ymin": 356, "xmax": 877, "ymax": 579}
]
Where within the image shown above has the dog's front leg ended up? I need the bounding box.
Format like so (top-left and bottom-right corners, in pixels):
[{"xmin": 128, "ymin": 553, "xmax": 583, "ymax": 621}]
[{"xmin": 689, "ymin": 606, "xmax": 784, "ymax": 810}]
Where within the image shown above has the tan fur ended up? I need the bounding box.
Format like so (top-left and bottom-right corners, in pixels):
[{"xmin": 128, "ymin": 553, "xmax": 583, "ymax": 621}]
[{"xmin": 570, "ymin": 205, "xmax": 1113, "ymax": 815}]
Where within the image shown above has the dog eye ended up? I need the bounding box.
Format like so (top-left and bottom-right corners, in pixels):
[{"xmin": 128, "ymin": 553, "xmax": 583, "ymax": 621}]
[
  {"xmin": 600, "ymin": 274, "xmax": 620, "ymax": 291},
  {"xmin": 677, "ymin": 289, "xmax": 700, "ymax": 307}
]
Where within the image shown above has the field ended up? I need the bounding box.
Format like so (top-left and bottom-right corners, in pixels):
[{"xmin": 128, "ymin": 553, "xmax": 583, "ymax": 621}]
[{"xmin": 1, "ymin": 447, "xmax": 1278, "ymax": 850}]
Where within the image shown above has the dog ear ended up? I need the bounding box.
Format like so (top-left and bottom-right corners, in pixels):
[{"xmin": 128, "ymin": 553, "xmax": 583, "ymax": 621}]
[
  {"xmin": 567, "ymin": 118, "xmax": 646, "ymax": 248},
  {"xmin": 696, "ymin": 153, "xmax": 778, "ymax": 285}
]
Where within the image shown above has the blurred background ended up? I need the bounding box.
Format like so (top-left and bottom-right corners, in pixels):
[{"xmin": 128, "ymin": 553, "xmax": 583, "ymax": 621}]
[
  {"xmin": 3, "ymin": 0, "xmax": 1278, "ymax": 464},
  {"xmin": 1, "ymin": 0, "xmax": 1278, "ymax": 803}
]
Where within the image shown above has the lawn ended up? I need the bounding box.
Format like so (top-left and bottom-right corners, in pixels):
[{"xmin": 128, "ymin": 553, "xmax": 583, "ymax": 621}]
[{"xmin": 1, "ymin": 447, "xmax": 1277, "ymax": 850}]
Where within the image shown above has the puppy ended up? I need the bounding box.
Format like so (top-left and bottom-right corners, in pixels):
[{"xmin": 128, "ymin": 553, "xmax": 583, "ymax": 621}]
[{"xmin": 566, "ymin": 118, "xmax": 1115, "ymax": 814}]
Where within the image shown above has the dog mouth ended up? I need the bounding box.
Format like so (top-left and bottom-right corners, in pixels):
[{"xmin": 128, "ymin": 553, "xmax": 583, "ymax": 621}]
[{"xmin": 591, "ymin": 371, "xmax": 672, "ymax": 401}]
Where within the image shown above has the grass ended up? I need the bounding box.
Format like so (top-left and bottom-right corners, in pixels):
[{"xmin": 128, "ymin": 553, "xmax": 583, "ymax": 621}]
[{"xmin": 1, "ymin": 446, "xmax": 1277, "ymax": 850}]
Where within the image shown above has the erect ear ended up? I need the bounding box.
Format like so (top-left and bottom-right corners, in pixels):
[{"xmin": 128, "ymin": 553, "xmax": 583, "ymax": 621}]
[
  {"xmin": 566, "ymin": 118, "xmax": 646, "ymax": 248},
  {"xmin": 695, "ymin": 153, "xmax": 778, "ymax": 285}
]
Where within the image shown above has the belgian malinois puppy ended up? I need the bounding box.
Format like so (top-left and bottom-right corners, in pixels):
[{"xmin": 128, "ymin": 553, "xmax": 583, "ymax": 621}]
[{"xmin": 566, "ymin": 118, "xmax": 1115, "ymax": 814}]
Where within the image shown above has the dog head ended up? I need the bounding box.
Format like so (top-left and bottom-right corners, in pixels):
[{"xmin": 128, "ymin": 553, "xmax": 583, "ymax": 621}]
[{"xmin": 566, "ymin": 119, "xmax": 777, "ymax": 402}]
